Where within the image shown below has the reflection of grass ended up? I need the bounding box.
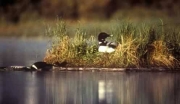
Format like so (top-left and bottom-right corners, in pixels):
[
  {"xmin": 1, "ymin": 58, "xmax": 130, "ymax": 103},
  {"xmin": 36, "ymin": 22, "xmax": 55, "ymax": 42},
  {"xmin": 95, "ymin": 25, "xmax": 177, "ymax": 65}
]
[{"xmin": 44, "ymin": 19, "xmax": 180, "ymax": 68}]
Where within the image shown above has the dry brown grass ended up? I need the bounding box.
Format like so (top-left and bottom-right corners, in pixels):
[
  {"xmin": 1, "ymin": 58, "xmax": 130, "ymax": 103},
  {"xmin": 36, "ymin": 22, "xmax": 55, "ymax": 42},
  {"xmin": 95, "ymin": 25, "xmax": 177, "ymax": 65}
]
[
  {"xmin": 150, "ymin": 41, "xmax": 176, "ymax": 67},
  {"xmin": 44, "ymin": 36, "xmax": 74, "ymax": 63},
  {"xmin": 106, "ymin": 35, "xmax": 139, "ymax": 67}
]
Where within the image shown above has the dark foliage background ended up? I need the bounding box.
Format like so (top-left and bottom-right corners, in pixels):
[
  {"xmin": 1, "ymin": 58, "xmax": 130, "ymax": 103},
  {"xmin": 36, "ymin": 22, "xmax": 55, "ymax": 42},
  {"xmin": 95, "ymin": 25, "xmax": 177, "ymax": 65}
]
[{"xmin": 0, "ymin": 0, "xmax": 180, "ymax": 23}]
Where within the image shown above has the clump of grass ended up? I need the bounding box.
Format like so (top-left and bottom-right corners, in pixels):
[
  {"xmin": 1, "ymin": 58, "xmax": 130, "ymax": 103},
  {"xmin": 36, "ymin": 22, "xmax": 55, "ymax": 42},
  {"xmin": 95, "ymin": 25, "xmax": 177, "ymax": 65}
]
[
  {"xmin": 44, "ymin": 35, "xmax": 73, "ymax": 63},
  {"xmin": 44, "ymin": 19, "xmax": 180, "ymax": 68},
  {"xmin": 44, "ymin": 20, "xmax": 98, "ymax": 66},
  {"xmin": 108, "ymin": 35, "xmax": 139, "ymax": 68},
  {"xmin": 150, "ymin": 41, "xmax": 175, "ymax": 67}
]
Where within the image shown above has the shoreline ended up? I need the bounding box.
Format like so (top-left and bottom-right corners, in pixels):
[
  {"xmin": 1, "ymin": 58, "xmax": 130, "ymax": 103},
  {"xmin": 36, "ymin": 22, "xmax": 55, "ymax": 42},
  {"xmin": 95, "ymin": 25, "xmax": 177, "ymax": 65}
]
[{"xmin": 1, "ymin": 67, "xmax": 180, "ymax": 72}]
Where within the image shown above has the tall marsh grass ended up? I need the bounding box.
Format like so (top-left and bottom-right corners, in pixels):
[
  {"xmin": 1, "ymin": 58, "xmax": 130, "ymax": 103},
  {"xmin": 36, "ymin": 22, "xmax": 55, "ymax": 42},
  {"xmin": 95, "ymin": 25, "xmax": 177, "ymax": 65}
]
[{"xmin": 44, "ymin": 19, "xmax": 180, "ymax": 68}]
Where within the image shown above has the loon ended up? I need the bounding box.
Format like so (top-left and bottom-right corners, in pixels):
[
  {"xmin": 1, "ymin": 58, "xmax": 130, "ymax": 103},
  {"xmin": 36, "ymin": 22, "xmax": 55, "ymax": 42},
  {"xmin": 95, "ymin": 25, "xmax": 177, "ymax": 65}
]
[
  {"xmin": 98, "ymin": 32, "xmax": 117, "ymax": 53},
  {"xmin": 0, "ymin": 61, "xmax": 67, "ymax": 71},
  {"xmin": 30, "ymin": 61, "xmax": 53, "ymax": 71},
  {"xmin": 30, "ymin": 61, "xmax": 67, "ymax": 71}
]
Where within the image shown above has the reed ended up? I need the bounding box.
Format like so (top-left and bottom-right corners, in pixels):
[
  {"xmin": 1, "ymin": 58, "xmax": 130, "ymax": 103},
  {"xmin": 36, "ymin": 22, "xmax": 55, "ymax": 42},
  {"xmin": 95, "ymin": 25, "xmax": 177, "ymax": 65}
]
[{"xmin": 44, "ymin": 19, "xmax": 180, "ymax": 68}]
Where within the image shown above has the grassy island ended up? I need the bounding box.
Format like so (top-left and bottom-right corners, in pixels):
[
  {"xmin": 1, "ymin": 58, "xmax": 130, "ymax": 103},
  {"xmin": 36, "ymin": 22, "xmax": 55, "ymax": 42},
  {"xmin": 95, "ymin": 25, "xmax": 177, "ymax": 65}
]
[{"xmin": 43, "ymin": 19, "xmax": 180, "ymax": 68}]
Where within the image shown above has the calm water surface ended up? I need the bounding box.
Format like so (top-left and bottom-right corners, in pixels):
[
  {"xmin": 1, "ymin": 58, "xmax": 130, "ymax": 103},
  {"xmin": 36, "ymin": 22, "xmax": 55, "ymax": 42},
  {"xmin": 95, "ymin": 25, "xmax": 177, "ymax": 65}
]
[
  {"xmin": 1, "ymin": 38, "xmax": 180, "ymax": 104},
  {"xmin": 0, "ymin": 37, "xmax": 49, "ymax": 66},
  {"xmin": 0, "ymin": 72, "xmax": 180, "ymax": 104}
]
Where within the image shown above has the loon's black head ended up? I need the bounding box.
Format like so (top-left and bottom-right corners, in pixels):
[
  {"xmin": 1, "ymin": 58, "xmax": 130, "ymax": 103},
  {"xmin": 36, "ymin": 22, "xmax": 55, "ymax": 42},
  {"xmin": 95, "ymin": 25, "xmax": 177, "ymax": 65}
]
[
  {"xmin": 98, "ymin": 32, "xmax": 117, "ymax": 53},
  {"xmin": 98, "ymin": 32, "xmax": 112, "ymax": 42}
]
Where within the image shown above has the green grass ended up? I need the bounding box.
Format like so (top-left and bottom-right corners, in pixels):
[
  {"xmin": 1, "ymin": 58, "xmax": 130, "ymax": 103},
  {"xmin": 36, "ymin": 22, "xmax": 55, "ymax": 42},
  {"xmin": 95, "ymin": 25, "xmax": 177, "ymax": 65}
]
[{"xmin": 44, "ymin": 19, "xmax": 180, "ymax": 68}]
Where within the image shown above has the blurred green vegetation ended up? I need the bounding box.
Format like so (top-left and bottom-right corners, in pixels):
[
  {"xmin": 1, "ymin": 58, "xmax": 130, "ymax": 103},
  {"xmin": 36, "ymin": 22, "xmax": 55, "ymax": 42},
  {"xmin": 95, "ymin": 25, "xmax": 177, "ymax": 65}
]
[{"xmin": 0, "ymin": 0, "xmax": 180, "ymax": 37}]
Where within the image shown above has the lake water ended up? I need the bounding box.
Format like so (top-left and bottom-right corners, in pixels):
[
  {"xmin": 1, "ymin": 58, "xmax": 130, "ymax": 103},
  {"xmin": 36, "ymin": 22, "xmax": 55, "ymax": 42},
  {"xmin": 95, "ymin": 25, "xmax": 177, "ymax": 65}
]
[
  {"xmin": 0, "ymin": 71, "xmax": 180, "ymax": 104},
  {"xmin": 0, "ymin": 37, "xmax": 49, "ymax": 67},
  {"xmin": 1, "ymin": 38, "xmax": 180, "ymax": 104}
]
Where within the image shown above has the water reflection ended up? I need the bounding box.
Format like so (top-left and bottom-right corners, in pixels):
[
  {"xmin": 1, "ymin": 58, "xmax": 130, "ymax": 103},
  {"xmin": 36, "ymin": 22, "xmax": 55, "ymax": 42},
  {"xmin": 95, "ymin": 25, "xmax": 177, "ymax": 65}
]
[
  {"xmin": 98, "ymin": 80, "xmax": 113, "ymax": 104},
  {"xmin": 24, "ymin": 72, "xmax": 38, "ymax": 104},
  {"xmin": 0, "ymin": 72, "xmax": 180, "ymax": 104},
  {"xmin": 0, "ymin": 38, "xmax": 49, "ymax": 66}
]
